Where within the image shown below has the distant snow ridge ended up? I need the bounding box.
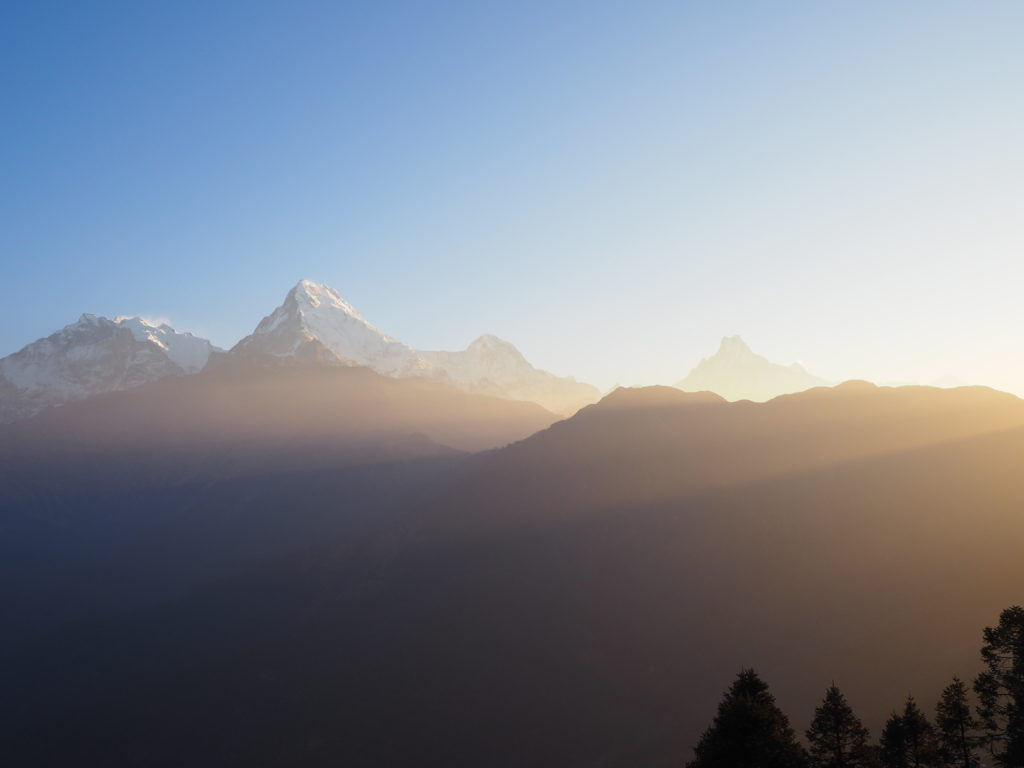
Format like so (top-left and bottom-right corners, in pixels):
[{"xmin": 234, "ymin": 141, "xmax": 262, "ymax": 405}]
[
  {"xmin": 676, "ymin": 335, "xmax": 829, "ymax": 402},
  {"xmin": 114, "ymin": 316, "xmax": 214, "ymax": 373},
  {"xmin": 234, "ymin": 281, "xmax": 600, "ymax": 414},
  {"xmin": 421, "ymin": 335, "xmax": 601, "ymax": 415},
  {"xmin": 0, "ymin": 314, "xmax": 220, "ymax": 423},
  {"xmin": 0, "ymin": 279, "xmax": 603, "ymax": 424},
  {"xmin": 232, "ymin": 280, "xmax": 432, "ymax": 375}
]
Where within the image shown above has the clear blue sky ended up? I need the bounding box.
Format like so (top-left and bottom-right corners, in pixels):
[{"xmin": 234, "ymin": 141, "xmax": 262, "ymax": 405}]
[{"xmin": 3, "ymin": 1, "xmax": 1023, "ymax": 392}]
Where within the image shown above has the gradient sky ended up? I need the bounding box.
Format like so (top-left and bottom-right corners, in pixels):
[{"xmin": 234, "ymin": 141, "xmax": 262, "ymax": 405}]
[{"xmin": 3, "ymin": 1, "xmax": 1023, "ymax": 392}]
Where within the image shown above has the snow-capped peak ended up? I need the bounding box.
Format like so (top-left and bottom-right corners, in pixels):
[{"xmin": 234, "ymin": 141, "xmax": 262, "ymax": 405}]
[
  {"xmin": 290, "ymin": 280, "xmax": 368, "ymax": 322},
  {"xmin": 113, "ymin": 316, "xmax": 217, "ymax": 373},
  {"xmin": 717, "ymin": 335, "xmax": 752, "ymax": 357},
  {"xmin": 677, "ymin": 335, "xmax": 828, "ymax": 402},
  {"xmin": 0, "ymin": 313, "xmax": 219, "ymax": 423},
  {"xmin": 233, "ymin": 280, "xmax": 430, "ymax": 375},
  {"xmin": 465, "ymin": 334, "xmax": 529, "ymax": 361},
  {"xmin": 420, "ymin": 334, "xmax": 600, "ymax": 415}
]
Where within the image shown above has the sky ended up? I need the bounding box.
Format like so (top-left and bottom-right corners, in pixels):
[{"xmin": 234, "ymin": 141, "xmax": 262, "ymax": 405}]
[{"xmin": 2, "ymin": 1, "xmax": 1023, "ymax": 393}]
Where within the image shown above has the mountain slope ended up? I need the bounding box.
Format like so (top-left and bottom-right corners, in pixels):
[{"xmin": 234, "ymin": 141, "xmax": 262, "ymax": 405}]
[
  {"xmin": 421, "ymin": 334, "xmax": 600, "ymax": 415},
  {"xmin": 0, "ymin": 352, "xmax": 559, "ymax": 474},
  {"xmin": 0, "ymin": 353, "xmax": 558, "ymax": 653},
  {"xmin": 7, "ymin": 383, "xmax": 1024, "ymax": 767},
  {"xmin": 0, "ymin": 314, "xmax": 218, "ymax": 423},
  {"xmin": 677, "ymin": 335, "xmax": 829, "ymax": 401}
]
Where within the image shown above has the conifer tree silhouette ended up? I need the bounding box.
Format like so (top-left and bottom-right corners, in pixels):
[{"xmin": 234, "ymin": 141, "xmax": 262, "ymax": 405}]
[
  {"xmin": 974, "ymin": 605, "xmax": 1024, "ymax": 767},
  {"xmin": 687, "ymin": 668, "xmax": 808, "ymax": 768},
  {"xmin": 806, "ymin": 684, "xmax": 874, "ymax": 768},
  {"xmin": 935, "ymin": 677, "xmax": 979, "ymax": 768},
  {"xmin": 879, "ymin": 696, "xmax": 939, "ymax": 768}
]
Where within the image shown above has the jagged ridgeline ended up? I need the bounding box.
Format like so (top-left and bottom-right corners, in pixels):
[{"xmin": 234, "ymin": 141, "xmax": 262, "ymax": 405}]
[{"xmin": 0, "ymin": 280, "xmax": 601, "ymax": 422}]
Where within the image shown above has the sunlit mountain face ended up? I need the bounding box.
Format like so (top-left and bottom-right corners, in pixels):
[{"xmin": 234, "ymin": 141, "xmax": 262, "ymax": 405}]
[{"xmin": 676, "ymin": 335, "xmax": 829, "ymax": 402}]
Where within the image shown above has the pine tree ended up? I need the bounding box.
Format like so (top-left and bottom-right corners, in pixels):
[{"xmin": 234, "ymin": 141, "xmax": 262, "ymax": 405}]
[
  {"xmin": 901, "ymin": 696, "xmax": 940, "ymax": 767},
  {"xmin": 935, "ymin": 677, "xmax": 979, "ymax": 768},
  {"xmin": 974, "ymin": 605, "xmax": 1024, "ymax": 767},
  {"xmin": 687, "ymin": 668, "xmax": 809, "ymax": 768},
  {"xmin": 806, "ymin": 684, "xmax": 874, "ymax": 768},
  {"xmin": 880, "ymin": 711, "xmax": 909, "ymax": 768},
  {"xmin": 880, "ymin": 698, "xmax": 941, "ymax": 768}
]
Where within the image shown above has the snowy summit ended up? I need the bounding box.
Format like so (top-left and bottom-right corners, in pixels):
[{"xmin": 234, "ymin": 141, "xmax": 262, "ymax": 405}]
[
  {"xmin": 0, "ymin": 314, "xmax": 220, "ymax": 423},
  {"xmin": 232, "ymin": 280, "xmax": 432, "ymax": 375},
  {"xmin": 676, "ymin": 335, "xmax": 829, "ymax": 402},
  {"xmin": 234, "ymin": 280, "xmax": 600, "ymax": 414}
]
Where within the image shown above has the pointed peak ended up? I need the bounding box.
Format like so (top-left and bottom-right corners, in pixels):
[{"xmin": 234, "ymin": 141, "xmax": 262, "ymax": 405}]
[
  {"xmin": 236, "ymin": 280, "xmax": 424, "ymax": 375},
  {"xmin": 291, "ymin": 278, "xmax": 329, "ymax": 295},
  {"xmin": 289, "ymin": 279, "xmax": 334, "ymax": 303},
  {"xmin": 286, "ymin": 280, "xmax": 364, "ymax": 320},
  {"xmin": 678, "ymin": 336, "xmax": 828, "ymax": 402},
  {"xmin": 718, "ymin": 335, "xmax": 752, "ymax": 355},
  {"xmin": 463, "ymin": 335, "xmax": 531, "ymax": 366},
  {"xmin": 467, "ymin": 334, "xmax": 516, "ymax": 351}
]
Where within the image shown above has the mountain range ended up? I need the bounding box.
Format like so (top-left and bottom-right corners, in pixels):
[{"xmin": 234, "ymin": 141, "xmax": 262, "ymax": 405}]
[
  {"xmin": 0, "ymin": 280, "xmax": 851, "ymax": 426},
  {"xmin": 0, "ymin": 280, "xmax": 601, "ymax": 421},
  {"xmin": 3, "ymin": 279, "xmax": 1013, "ymax": 768}
]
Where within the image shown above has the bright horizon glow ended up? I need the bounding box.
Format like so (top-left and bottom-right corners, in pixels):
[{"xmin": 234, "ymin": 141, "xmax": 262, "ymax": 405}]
[{"xmin": 2, "ymin": 2, "xmax": 1023, "ymax": 394}]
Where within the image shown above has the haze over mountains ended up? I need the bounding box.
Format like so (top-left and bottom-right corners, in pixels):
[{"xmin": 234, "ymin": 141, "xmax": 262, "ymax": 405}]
[
  {"xmin": 2, "ymin": 278, "xmax": 1018, "ymax": 767},
  {"xmin": 0, "ymin": 353, "xmax": 559, "ymax": 654},
  {"xmin": 2, "ymin": 279, "xmax": 980, "ymax": 425},
  {"xmin": 676, "ymin": 335, "xmax": 830, "ymax": 402},
  {"xmin": 5, "ymin": 380, "xmax": 1024, "ymax": 767},
  {"xmin": 233, "ymin": 280, "xmax": 602, "ymax": 414},
  {"xmin": 419, "ymin": 333, "xmax": 599, "ymax": 415}
]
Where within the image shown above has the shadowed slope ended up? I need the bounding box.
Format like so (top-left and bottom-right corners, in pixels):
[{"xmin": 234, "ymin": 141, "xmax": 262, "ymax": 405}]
[
  {"xmin": 0, "ymin": 354, "xmax": 558, "ymax": 653},
  {"xmin": 1, "ymin": 352, "xmax": 559, "ymax": 462},
  {"xmin": 5, "ymin": 383, "xmax": 1024, "ymax": 767}
]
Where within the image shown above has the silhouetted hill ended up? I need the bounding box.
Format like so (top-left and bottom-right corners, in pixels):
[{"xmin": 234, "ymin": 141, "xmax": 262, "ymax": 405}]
[
  {"xmin": 0, "ymin": 355, "xmax": 558, "ymax": 652},
  {"xmin": 2, "ymin": 352, "xmax": 559, "ymax": 461},
  {"xmin": 5, "ymin": 383, "xmax": 1024, "ymax": 767}
]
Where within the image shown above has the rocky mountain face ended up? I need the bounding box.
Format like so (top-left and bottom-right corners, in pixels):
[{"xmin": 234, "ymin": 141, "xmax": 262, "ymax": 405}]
[
  {"xmin": 677, "ymin": 335, "xmax": 829, "ymax": 401},
  {"xmin": 0, "ymin": 314, "xmax": 219, "ymax": 423}
]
